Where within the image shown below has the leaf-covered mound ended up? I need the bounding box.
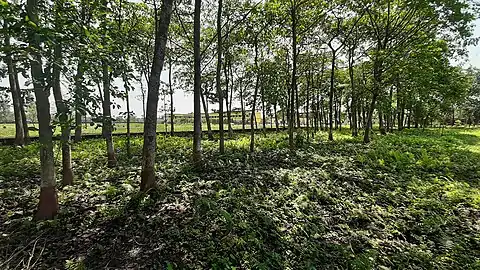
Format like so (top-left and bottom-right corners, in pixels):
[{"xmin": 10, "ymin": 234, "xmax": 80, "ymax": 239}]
[{"xmin": 1, "ymin": 129, "xmax": 479, "ymax": 269}]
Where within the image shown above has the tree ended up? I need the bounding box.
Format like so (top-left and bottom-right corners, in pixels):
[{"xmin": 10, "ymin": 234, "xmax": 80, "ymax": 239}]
[
  {"xmin": 27, "ymin": 0, "xmax": 58, "ymax": 220},
  {"xmin": 4, "ymin": 30, "xmax": 24, "ymax": 145},
  {"xmin": 216, "ymin": 0, "xmax": 225, "ymax": 154},
  {"xmin": 52, "ymin": 0, "xmax": 73, "ymax": 185},
  {"xmin": 193, "ymin": 0, "xmax": 202, "ymax": 163},
  {"xmin": 140, "ymin": 0, "xmax": 174, "ymax": 191},
  {"xmin": 361, "ymin": 0, "xmax": 476, "ymax": 143}
]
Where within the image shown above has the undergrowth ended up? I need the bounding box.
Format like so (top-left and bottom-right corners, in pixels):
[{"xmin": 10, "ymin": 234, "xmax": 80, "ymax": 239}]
[{"xmin": 0, "ymin": 128, "xmax": 479, "ymax": 269}]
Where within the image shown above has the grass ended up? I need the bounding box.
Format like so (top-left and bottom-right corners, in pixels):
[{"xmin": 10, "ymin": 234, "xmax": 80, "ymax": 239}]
[
  {"xmin": 0, "ymin": 128, "xmax": 479, "ymax": 269},
  {"xmin": 0, "ymin": 122, "xmax": 250, "ymax": 138}
]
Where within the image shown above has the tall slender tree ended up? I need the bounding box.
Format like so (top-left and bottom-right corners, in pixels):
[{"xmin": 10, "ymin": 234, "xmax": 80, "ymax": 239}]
[
  {"xmin": 193, "ymin": 0, "xmax": 202, "ymax": 163},
  {"xmin": 4, "ymin": 30, "xmax": 24, "ymax": 145},
  {"xmin": 52, "ymin": 0, "xmax": 73, "ymax": 185},
  {"xmin": 216, "ymin": 0, "xmax": 225, "ymax": 154},
  {"xmin": 140, "ymin": 0, "xmax": 174, "ymax": 191},
  {"xmin": 27, "ymin": 0, "xmax": 58, "ymax": 220}
]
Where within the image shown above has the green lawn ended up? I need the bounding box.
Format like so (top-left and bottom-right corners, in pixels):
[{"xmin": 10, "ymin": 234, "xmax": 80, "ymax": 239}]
[{"xmin": 0, "ymin": 128, "xmax": 479, "ymax": 269}]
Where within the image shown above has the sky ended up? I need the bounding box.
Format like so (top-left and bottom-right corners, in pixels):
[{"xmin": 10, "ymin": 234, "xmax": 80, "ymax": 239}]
[{"xmin": 2, "ymin": 19, "xmax": 480, "ymax": 119}]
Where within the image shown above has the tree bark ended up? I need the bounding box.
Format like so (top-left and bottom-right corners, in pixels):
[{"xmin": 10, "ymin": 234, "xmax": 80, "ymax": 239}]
[
  {"xmin": 140, "ymin": 71, "xmax": 146, "ymax": 121},
  {"xmin": 140, "ymin": 0, "xmax": 174, "ymax": 191},
  {"xmin": 102, "ymin": 61, "xmax": 116, "ymax": 167},
  {"xmin": 74, "ymin": 59, "xmax": 84, "ymax": 142},
  {"xmin": 362, "ymin": 102, "xmax": 366, "ymax": 129},
  {"xmin": 306, "ymin": 70, "xmax": 311, "ymax": 139},
  {"xmin": 28, "ymin": 0, "xmax": 58, "ymax": 220},
  {"xmin": 289, "ymin": 3, "xmax": 297, "ymax": 150},
  {"xmin": 240, "ymin": 82, "xmax": 246, "ymax": 131},
  {"xmin": 314, "ymin": 74, "xmax": 320, "ymax": 133},
  {"xmin": 364, "ymin": 93, "xmax": 378, "ymax": 143},
  {"xmin": 387, "ymin": 86, "xmax": 393, "ymax": 132},
  {"xmin": 224, "ymin": 58, "xmax": 233, "ymax": 137},
  {"xmin": 124, "ymin": 78, "xmax": 131, "ymax": 157},
  {"xmin": 229, "ymin": 61, "xmax": 234, "ymax": 133},
  {"xmin": 193, "ymin": 0, "xmax": 202, "ymax": 162},
  {"xmin": 322, "ymin": 97, "xmax": 327, "ymax": 131},
  {"xmin": 397, "ymin": 82, "xmax": 404, "ymax": 131},
  {"xmin": 169, "ymin": 57, "xmax": 174, "ymax": 136},
  {"xmin": 52, "ymin": 38, "xmax": 74, "ymax": 185},
  {"xmin": 274, "ymin": 103, "xmax": 279, "ymax": 131},
  {"xmin": 338, "ymin": 88, "xmax": 342, "ymax": 131},
  {"xmin": 328, "ymin": 48, "xmax": 336, "ymax": 141},
  {"xmin": 379, "ymin": 110, "xmax": 385, "ymax": 134},
  {"xmin": 250, "ymin": 37, "xmax": 260, "ymax": 153},
  {"xmin": 16, "ymin": 73, "xmax": 30, "ymax": 144},
  {"xmin": 216, "ymin": 0, "xmax": 224, "ymax": 154},
  {"xmin": 200, "ymin": 89, "xmax": 213, "ymax": 140},
  {"xmin": 5, "ymin": 33, "xmax": 24, "ymax": 145},
  {"xmin": 260, "ymin": 66, "xmax": 266, "ymax": 132},
  {"xmin": 364, "ymin": 53, "xmax": 382, "ymax": 143},
  {"xmin": 348, "ymin": 49, "xmax": 358, "ymax": 137}
]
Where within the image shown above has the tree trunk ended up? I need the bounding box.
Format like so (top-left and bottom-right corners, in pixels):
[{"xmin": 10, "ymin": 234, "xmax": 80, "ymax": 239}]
[
  {"xmin": 306, "ymin": 70, "xmax": 310, "ymax": 139},
  {"xmin": 387, "ymin": 86, "xmax": 393, "ymax": 132},
  {"xmin": 102, "ymin": 61, "xmax": 116, "ymax": 167},
  {"xmin": 74, "ymin": 60, "xmax": 84, "ymax": 142},
  {"xmin": 200, "ymin": 89, "xmax": 213, "ymax": 140},
  {"xmin": 348, "ymin": 47, "xmax": 358, "ymax": 137},
  {"xmin": 4, "ymin": 33, "xmax": 24, "ymax": 145},
  {"xmin": 347, "ymin": 101, "xmax": 352, "ymax": 129},
  {"xmin": 250, "ymin": 37, "xmax": 260, "ymax": 153},
  {"xmin": 364, "ymin": 55, "xmax": 382, "ymax": 143},
  {"xmin": 289, "ymin": 4, "xmax": 297, "ymax": 150},
  {"xmin": 224, "ymin": 59, "xmax": 233, "ymax": 137},
  {"xmin": 229, "ymin": 61, "xmax": 234, "ymax": 133},
  {"xmin": 398, "ymin": 95, "xmax": 405, "ymax": 131},
  {"xmin": 223, "ymin": 58, "xmax": 233, "ymax": 138},
  {"xmin": 363, "ymin": 93, "xmax": 378, "ymax": 143},
  {"xmin": 53, "ymin": 41, "xmax": 74, "ymax": 186},
  {"xmin": 240, "ymin": 83, "xmax": 245, "ymax": 131},
  {"xmin": 169, "ymin": 58, "xmax": 174, "ymax": 136},
  {"xmin": 140, "ymin": 72, "xmax": 146, "ymax": 121},
  {"xmin": 313, "ymin": 92, "xmax": 318, "ymax": 133},
  {"xmin": 334, "ymin": 91, "xmax": 338, "ymax": 130},
  {"xmin": 140, "ymin": 0, "xmax": 174, "ymax": 191},
  {"xmin": 261, "ymin": 69, "xmax": 266, "ymax": 132},
  {"xmin": 193, "ymin": 0, "xmax": 202, "ymax": 162},
  {"xmin": 274, "ymin": 103, "xmax": 279, "ymax": 131},
  {"xmin": 322, "ymin": 97, "xmax": 327, "ymax": 131},
  {"xmin": 125, "ymin": 79, "xmax": 131, "ymax": 157},
  {"xmin": 28, "ymin": 0, "xmax": 58, "ymax": 220},
  {"xmin": 295, "ymin": 81, "xmax": 300, "ymax": 129},
  {"xmin": 379, "ymin": 110, "xmax": 385, "ymax": 134},
  {"xmin": 215, "ymin": 0, "xmax": 224, "ymax": 154},
  {"xmin": 318, "ymin": 99, "xmax": 323, "ymax": 131},
  {"xmin": 17, "ymin": 74, "xmax": 30, "ymax": 143},
  {"xmin": 362, "ymin": 102, "xmax": 366, "ymax": 129},
  {"xmin": 328, "ymin": 49, "xmax": 336, "ymax": 141},
  {"xmin": 338, "ymin": 88, "xmax": 342, "ymax": 131}
]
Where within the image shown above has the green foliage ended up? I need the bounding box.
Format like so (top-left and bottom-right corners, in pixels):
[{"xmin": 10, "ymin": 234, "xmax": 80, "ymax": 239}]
[{"xmin": 1, "ymin": 128, "xmax": 479, "ymax": 269}]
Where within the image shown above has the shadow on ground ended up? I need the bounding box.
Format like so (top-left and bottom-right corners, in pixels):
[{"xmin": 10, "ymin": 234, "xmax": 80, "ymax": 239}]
[{"xmin": 1, "ymin": 129, "xmax": 479, "ymax": 269}]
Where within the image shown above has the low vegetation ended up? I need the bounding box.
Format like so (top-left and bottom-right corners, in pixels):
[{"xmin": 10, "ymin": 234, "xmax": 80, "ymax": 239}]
[{"xmin": 1, "ymin": 128, "xmax": 479, "ymax": 269}]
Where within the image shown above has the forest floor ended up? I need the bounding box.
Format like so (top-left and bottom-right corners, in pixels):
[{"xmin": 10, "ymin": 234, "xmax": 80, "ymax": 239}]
[{"xmin": 0, "ymin": 128, "xmax": 479, "ymax": 269}]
